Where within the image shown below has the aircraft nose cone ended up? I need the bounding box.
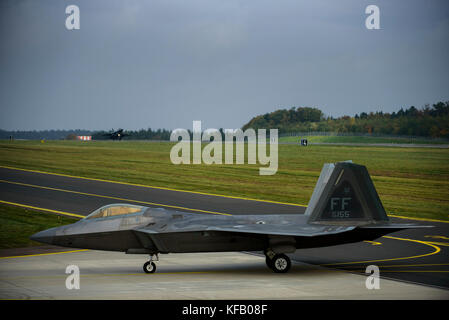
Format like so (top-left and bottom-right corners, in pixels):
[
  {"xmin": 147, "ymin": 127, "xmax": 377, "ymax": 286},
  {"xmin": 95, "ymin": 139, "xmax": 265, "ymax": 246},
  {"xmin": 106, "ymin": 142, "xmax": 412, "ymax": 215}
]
[{"xmin": 30, "ymin": 227, "xmax": 57, "ymax": 245}]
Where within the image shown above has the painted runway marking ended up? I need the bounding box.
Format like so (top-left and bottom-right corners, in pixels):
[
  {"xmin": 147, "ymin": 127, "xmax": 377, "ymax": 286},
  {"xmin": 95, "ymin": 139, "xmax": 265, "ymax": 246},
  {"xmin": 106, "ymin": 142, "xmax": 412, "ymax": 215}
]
[
  {"xmin": 323, "ymin": 236, "xmax": 441, "ymax": 266},
  {"xmin": 0, "ymin": 200, "xmax": 84, "ymax": 219},
  {"xmin": 0, "ymin": 249, "xmax": 89, "ymax": 259},
  {"xmin": 364, "ymin": 240, "xmax": 382, "ymax": 245},
  {"xmin": 340, "ymin": 263, "xmax": 449, "ymax": 269},
  {"xmin": 424, "ymin": 241, "xmax": 449, "ymax": 247},
  {"xmin": 387, "ymin": 214, "xmax": 449, "ymax": 224},
  {"xmin": 425, "ymin": 235, "xmax": 449, "ymax": 240}
]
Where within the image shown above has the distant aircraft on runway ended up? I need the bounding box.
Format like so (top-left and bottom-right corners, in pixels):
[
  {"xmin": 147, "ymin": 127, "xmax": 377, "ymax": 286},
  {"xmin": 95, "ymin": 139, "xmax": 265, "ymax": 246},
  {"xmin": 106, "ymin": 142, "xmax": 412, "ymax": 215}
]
[
  {"xmin": 31, "ymin": 161, "xmax": 431, "ymax": 274},
  {"xmin": 103, "ymin": 129, "xmax": 128, "ymax": 140}
]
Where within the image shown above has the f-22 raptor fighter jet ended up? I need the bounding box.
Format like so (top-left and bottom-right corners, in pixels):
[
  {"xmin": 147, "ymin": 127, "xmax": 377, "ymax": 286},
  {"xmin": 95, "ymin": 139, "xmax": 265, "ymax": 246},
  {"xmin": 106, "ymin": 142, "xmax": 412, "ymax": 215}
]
[{"xmin": 31, "ymin": 161, "xmax": 428, "ymax": 273}]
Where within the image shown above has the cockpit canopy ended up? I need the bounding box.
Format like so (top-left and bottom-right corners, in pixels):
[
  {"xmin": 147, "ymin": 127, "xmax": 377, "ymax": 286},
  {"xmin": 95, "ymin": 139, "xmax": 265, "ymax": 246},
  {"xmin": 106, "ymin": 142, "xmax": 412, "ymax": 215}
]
[{"xmin": 84, "ymin": 204, "xmax": 145, "ymax": 220}]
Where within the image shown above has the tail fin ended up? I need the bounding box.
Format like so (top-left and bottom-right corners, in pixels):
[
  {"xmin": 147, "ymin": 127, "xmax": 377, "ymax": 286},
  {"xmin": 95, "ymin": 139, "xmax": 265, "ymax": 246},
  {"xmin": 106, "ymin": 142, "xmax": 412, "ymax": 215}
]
[{"xmin": 305, "ymin": 161, "xmax": 388, "ymax": 225}]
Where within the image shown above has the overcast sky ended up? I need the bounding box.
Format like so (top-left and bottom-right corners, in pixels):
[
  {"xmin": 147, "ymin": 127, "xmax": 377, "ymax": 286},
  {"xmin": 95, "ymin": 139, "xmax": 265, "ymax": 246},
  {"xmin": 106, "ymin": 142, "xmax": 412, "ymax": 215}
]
[{"xmin": 1, "ymin": 0, "xmax": 448, "ymax": 131}]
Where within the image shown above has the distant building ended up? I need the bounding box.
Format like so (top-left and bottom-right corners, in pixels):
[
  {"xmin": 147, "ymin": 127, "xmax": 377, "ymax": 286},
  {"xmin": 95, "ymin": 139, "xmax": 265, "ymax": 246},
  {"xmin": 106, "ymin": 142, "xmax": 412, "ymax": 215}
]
[{"xmin": 77, "ymin": 136, "xmax": 92, "ymax": 141}]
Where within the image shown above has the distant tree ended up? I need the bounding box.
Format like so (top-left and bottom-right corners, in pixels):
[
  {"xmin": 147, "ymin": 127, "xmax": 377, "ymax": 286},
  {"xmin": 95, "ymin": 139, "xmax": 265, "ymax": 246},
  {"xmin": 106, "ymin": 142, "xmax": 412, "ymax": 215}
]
[
  {"xmin": 240, "ymin": 101, "xmax": 449, "ymax": 139},
  {"xmin": 66, "ymin": 133, "xmax": 77, "ymax": 140}
]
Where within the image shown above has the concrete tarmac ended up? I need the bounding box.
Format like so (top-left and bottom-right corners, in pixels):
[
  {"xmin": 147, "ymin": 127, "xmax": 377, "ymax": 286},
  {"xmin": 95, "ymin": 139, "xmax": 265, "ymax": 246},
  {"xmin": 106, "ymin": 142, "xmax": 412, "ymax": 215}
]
[{"xmin": 1, "ymin": 250, "xmax": 448, "ymax": 300}]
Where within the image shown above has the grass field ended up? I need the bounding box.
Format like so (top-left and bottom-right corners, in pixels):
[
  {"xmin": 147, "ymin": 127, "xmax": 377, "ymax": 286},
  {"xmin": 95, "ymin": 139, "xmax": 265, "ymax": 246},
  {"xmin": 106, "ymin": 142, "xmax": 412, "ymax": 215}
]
[
  {"xmin": 278, "ymin": 135, "xmax": 449, "ymax": 144},
  {"xmin": 0, "ymin": 140, "xmax": 448, "ymax": 221},
  {"xmin": 0, "ymin": 203, "xmax": 78, "ymax": 249}
]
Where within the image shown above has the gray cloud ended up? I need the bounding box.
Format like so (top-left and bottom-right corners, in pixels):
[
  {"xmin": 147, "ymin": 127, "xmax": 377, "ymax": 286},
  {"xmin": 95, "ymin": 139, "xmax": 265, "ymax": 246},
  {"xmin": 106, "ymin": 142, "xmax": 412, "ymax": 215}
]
[{"xmin": 0, "ymin": 0, "xmax": 448, "ymax": 130}]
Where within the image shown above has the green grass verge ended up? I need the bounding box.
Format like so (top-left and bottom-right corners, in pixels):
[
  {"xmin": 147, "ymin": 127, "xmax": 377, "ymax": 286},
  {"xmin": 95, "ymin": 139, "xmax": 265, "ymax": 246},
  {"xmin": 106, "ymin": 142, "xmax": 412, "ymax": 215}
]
[
  {"xmin": 0, "ymin": 203, "xmax": 78, "ymax": 249},
  {"xmin": 279, "ymin": 135, "xmax": 449, "ymax": 144},
  {"xmin": 1, "ymin": 140, "xmax": 448, "ymax": 222}
]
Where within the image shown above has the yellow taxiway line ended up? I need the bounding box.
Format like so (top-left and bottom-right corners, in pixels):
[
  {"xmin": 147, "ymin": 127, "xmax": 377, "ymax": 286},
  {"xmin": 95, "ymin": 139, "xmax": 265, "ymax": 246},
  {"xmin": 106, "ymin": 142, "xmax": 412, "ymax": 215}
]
[
  {"xmin": 0, "ymin": 249, "xmax": 89, "ymax": 260},
  {"xmin": 0, "ymin": 199, "xmax": 85, "ymax": 219},
  {"xmin": 323, "ymin": 236, "xmax": 442, "ymax": 266}
]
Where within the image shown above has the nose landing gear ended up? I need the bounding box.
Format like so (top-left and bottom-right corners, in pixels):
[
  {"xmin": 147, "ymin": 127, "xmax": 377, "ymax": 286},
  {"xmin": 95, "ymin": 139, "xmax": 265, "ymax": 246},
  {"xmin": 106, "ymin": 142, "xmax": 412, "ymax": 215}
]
[{"xmin": 143, "ymin": 254, "xmax": 158, "ymax": 274}]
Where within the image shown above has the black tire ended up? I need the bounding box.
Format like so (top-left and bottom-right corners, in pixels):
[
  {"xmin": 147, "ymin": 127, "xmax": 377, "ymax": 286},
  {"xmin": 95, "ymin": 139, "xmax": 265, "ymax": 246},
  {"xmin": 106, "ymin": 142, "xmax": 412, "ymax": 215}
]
[
  {"xmin": 143, "ymin": 261, "xmax": 156, "ymax": 274},
  {"xmin": 270, "ymin": 254, "xmax": 291, "ymax": 273}
]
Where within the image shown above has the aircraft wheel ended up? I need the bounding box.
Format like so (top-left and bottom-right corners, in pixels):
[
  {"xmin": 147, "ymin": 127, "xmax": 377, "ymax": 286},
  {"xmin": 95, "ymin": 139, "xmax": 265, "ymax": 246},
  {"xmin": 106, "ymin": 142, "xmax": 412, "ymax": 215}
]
[
  {"xmin": 270, "ymin": 254, "xmax": 291, "ymax": 273},
  {"xmin": 143, "ymin": 261, "xmax": 156, "ymax": 274}
]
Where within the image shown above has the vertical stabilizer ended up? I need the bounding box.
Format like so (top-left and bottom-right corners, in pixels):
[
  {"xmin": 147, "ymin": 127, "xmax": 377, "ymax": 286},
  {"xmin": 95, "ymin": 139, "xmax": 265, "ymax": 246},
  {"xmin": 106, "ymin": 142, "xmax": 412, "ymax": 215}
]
[{"xmin": 306, "ymin": 162, "xmax": 388, "ymax": 225}]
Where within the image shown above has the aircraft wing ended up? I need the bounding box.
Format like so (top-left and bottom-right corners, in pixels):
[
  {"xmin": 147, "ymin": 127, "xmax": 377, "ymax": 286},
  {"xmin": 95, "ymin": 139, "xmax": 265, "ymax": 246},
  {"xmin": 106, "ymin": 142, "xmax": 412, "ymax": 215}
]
[
  {"xmin": 204, "ymin": 224, "xmax": 356, "ymax": 237},
  {"xmin": 135, "ymin": 218, "xmax": 427, "ymax": 238},
  {"xmin": 202, "ymin": 222, "xmax": 430, "ymax": 236},
  {"xmin": 137, "ymin": 223, "xmax": 356, "ymax": 238}
]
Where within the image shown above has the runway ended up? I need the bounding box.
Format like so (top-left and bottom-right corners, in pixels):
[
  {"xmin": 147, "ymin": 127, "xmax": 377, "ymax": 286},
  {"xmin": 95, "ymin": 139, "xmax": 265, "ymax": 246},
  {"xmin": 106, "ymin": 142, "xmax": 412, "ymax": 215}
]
[
  {"xmin": 0, "ymin": 166, "xmax": 448, "ymax": 298},
  {"xmin": 0, "ymin": 166, "xmax": 304, "ymax": 216}
]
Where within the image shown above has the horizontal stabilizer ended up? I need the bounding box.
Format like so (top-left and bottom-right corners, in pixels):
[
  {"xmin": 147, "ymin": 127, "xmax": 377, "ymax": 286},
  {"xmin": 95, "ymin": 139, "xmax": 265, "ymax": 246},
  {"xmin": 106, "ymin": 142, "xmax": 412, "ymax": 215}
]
[{"xmin": 359, "ymin": 223, "xmax": 433, "ymax": 229}]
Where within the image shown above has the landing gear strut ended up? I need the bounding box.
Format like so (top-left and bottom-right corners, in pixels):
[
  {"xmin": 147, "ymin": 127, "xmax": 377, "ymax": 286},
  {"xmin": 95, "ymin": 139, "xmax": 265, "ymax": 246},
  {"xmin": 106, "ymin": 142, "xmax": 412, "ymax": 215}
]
[
  {"xmin": 264, "ymin": 250, "xmax": 291, "ymax": 273},
  {"xmin": 143, "ymin": 254, "xmax": 158, "ymax": 274}
]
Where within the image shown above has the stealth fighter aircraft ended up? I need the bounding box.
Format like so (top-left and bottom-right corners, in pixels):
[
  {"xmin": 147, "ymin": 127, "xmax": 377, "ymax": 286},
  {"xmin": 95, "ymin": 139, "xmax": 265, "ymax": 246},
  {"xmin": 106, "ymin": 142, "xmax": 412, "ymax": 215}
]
[{"xmin": 30, "ymin": 161, "xmax": 428, "ymax": 273}]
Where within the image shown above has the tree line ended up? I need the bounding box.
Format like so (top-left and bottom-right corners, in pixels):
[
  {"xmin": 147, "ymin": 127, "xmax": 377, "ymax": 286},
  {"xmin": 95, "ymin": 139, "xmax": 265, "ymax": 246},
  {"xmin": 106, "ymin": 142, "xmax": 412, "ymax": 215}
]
[
  {"xmin": 0, "ymin": 129, "xmax": 92, "ymax": 140},
  {"xmin": 0, "ymin": 128, "xmax": 171, "ymax": 141},
  {"xmin": 2, "ymin": 101, "xmax": 448, "ymax": 140},
  {"xmin": 242, "ymin": 101, "xmax": 449, "ymax": 138}
]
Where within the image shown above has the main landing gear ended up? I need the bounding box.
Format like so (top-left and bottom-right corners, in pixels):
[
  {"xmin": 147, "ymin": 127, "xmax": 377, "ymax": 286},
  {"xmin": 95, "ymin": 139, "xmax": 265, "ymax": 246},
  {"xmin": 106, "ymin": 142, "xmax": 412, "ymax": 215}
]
[
  {"xmin": 143, "ymin": 254, "xmax": 158, "ymax": 273},
  {"xmin": 265, "ymin": 250, "xmax": 291, "ymax": 273}
]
